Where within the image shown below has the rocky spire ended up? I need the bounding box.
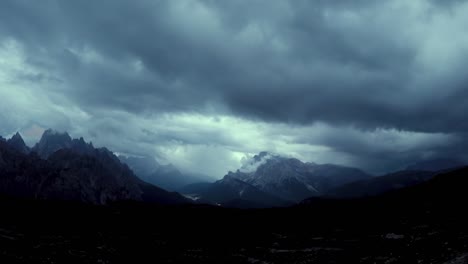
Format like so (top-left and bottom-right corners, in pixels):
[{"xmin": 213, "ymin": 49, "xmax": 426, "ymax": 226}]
[
  {"xmin": 32, "ymin": 129, "xmax": 73, "ymax": 158},
  {"xmin": 7, "ymin": 132, "xmax": 30, "ymax": 154}
]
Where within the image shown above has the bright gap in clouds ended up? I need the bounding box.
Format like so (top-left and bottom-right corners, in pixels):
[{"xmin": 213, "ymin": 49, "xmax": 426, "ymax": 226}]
[
  {"xmin": 139, "ymin": 114, "xmax": 455, "ymax": 177},
  {"xmin": 12, "ymin": 112, "xmax": 455, "ymax": 179}
]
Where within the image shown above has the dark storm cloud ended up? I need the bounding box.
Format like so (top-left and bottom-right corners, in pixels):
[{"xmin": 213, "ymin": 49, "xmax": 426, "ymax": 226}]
[
  {"xmin": 1, "ymin": 0, "xmax": 468, "ymax": 175},
  {"xmin": 0, "ymin": 0, "xmax": 466, "ymax": 131}
]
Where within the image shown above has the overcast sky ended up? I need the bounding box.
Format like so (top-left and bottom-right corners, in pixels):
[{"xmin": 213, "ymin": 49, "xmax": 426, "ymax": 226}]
[{"xmin": 1, "ymin": 0, "xmax": 468, "ymax": 178}]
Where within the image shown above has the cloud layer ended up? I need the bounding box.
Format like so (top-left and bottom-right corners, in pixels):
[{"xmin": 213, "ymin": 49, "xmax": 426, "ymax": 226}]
[{"xmin": 1, "ymin": 0, "xmax": 467, "ymax": 177}]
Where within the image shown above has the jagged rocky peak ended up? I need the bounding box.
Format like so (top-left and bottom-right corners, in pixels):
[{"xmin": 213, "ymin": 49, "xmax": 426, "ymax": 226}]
[
  {"xmin": 39, "ymin": 129, "xmax": 72, "ymax": 146},
  {"xmin": 33, "ymin": 129, "xmax": 73, "ymax": 158},
  {"xmin": 32, "ymin": 129, "xmax": 97, "ymax": 159},
  {"xmin": 11, "ymin": 132, "xmax": 23, "ymax": 140},
  {"xmin": 70, "ymin": 136, "xmax": 95, "ymax": 155},
  {"xmin": 7, "ymin": 132, "xmax": 30, "ymax": 154}
]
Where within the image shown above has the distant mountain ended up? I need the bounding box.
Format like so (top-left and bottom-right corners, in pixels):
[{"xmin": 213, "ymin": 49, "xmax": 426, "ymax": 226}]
[
  {"xmin": 325, "ymin": 170, "xmax": 437, "ymax": 199},
  {"xmin": 0, "ymin": 130, "xmax": 189, "ymax": 205},
  {"xmin": 180, "ymin": 152, "xmax": 372, "ymax": 207},
  {"xmin": 181, "ymin": 175, "xmax": 289, "ymax": 208},
  {"xmin": 119, "ymin": 155, "xmax": 212, "ymax": 191},
  {"xmin": 406, "ymin": 158, "xmax": 466, "ymax": 172},
  {"xmin": 146, "ymin": 164, "xmax": 187, "ymax": 191},
  {"xmin": 226, "ymin": 152, "xmax": 372, "ymax": 202},
  {"xmin": 119, "ymin": 156, "xmax": 160, "ymax": 178},
  {"xmin": 6, "ymin": 132, "xmax": 30, "ymax": 154},
  {"xmin": 180, "ymin": 182, "xmax": 213, "ymax": 194}
]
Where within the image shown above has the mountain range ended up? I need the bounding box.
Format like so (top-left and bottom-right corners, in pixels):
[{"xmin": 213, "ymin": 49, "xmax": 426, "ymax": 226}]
[
  {"xmin": 0, "ymin": 130, "xmax": 466, "ymax": 209},
  {"xmin": 0, "ymin": 130, "xmax": 188, "ymax": 205}
]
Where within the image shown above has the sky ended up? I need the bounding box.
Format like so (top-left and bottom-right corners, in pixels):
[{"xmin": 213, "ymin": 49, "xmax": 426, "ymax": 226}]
[{"xmin": 1, "ymin": 0, "xmax": 468, "ymax": 178}]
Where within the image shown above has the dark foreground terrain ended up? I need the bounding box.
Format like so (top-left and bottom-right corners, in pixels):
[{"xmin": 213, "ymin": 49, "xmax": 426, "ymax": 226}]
[
  {"xmin": 1, "ymin": 191, "xmax": 468, "ymax": 264},
  {"xmin": 2, "ymin": 166, "xmax": 468, "ymax": 263}
]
